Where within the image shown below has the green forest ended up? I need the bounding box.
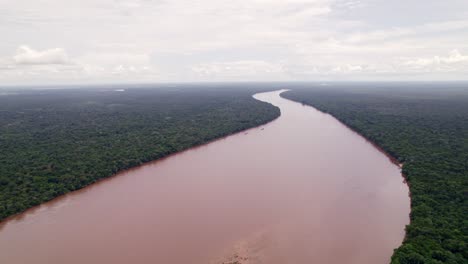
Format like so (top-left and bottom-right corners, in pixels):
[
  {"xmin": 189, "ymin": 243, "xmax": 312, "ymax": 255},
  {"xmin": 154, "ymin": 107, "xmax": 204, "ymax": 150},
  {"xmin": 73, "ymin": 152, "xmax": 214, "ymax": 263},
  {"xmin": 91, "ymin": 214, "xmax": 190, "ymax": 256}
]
[
  {"xmin": 0, "ymin": 86, "xmax": 280, "ymax": 221},
  {"xmin": 282, "ymin": 83, "xmax": 468, "ymax": 264}
]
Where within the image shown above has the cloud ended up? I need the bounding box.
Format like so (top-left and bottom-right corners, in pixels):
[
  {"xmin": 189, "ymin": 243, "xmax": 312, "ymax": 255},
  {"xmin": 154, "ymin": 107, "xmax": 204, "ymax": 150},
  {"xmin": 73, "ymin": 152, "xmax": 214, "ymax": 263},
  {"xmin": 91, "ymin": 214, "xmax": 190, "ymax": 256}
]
[
  {"xmin": 344, "ymin": 20, "xmax": 468, "ymax": 44},
  {"xmin": 404, "ymin": 50, "xmax": 468, "ymax": 71},
  {"xmin": 191, "ymin": 60, "xmax": 287, "ymax": 80},
  {"xmin": 76, "ymin": 52, "xmax": 154, "ymax": 77},
  {"xmin": 331, "ymin": 64, "xmax": 363, "ymax": 73},
  {"xmin": 13, "ymin": 46, "xmax": 70, "ymax": 65},
  {"xmin": 78, "ymin": 52, "xmax": 150, "ymax": 67},
  {"xmin": 336, "ymin": 0, "xmax": 363, "ymax": 9},
  {"xmin": 1, "ymin": 0, "xmax": 468, "ymax": 83}
]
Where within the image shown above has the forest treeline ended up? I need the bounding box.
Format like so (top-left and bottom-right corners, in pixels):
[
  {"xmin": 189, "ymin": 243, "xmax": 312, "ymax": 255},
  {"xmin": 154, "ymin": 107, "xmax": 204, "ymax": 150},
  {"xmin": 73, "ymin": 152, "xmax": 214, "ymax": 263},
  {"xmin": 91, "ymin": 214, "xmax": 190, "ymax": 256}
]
[
  {"xmin": 0, "ymin": 86, "xmax": 280, "ymax": 221},
  {"xmin": 282, "ymin": 83, "xmax": 467, "ymax": 264}
]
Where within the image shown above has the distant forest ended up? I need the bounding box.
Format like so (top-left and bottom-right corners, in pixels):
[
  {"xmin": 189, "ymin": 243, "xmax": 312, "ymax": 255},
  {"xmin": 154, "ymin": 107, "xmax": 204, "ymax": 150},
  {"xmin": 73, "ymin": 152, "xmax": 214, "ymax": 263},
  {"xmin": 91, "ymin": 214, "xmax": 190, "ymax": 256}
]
[
  {"xmin": 282, "ymin": 83, "xmax": 468, "ymax": 264},
  {"xmin": 0, "ymin": 86, "xmax": 280, "ymax": 221}
]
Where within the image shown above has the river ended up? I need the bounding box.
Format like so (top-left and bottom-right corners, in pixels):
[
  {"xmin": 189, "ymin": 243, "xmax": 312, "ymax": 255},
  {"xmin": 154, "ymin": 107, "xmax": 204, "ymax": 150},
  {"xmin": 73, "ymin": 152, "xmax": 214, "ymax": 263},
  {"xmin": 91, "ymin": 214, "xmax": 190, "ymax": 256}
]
[{"xmin": 0, "ymin": 90, "xmax": 410, "ymax": 264}]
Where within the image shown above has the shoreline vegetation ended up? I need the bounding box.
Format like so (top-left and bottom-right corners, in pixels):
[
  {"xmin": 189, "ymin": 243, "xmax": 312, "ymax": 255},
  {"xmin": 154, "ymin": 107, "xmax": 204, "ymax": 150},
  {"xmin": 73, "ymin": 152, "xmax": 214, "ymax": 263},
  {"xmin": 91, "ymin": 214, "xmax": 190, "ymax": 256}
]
[
  {"xmin": 281, "ymin": 85, "xmax": 467, "ymax": 264},
  {"xmin": 0, "ymin": 87, "xmax": 281, "ymax": 222}
]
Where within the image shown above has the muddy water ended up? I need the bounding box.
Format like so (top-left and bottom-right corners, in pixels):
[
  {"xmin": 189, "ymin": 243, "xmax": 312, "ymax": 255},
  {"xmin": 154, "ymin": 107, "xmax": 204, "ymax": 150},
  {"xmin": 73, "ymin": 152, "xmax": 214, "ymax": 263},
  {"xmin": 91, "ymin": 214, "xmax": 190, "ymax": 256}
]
[{"xmin": 0, "ymin": 90, "xmax": 410, "ymax": 264}]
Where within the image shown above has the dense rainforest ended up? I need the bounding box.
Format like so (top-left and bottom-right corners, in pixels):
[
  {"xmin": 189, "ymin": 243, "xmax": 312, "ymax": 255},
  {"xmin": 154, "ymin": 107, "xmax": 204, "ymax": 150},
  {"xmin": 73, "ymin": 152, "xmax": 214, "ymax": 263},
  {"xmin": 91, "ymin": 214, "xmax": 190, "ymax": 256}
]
[
  {"xmin": 0, "ymin": 85, "xmax": 280, "ymax": 221},
  {"xmin": 282, "ymin": 83, "xmax": 468, "ymax": 264}
]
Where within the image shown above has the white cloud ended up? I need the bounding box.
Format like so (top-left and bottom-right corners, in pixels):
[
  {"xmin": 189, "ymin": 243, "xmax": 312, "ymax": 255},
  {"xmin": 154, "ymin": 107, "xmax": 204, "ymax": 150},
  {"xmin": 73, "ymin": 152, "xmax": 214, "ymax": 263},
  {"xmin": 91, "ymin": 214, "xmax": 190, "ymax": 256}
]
[
  {"xmin": 335, "ymin": 0, "xmax": 363, "ymax": 10},
  {"xmin": 331, "ymin": 64, "xmax": 363, "ymax": 73},
  {"xmin": 191, "ymin": 60, "xmax": 287, "ymax": 80},
  {"xmin": 78, "ymin": 52, "xmax": 150, "ymax": 67},
  {"xmin": 76, "ymin": 52, "xmax": 155, "ymax": 77},
  {"xmin": 443, "ymin": 49, "xmax": 468, "ymax": 64},
  {"xmin": 13, "ymin": 46, "xmax": 69, "ymax": 65},
  {"xmin": 0, "ymin": 0, "xmax": 468, "ymax": 83},
  {"xmin": 404, "ymin": 50, "xmax": 468, "ymax": 71},
  {"xmin": 344, "ymin": 20, "xmax": 468, "ymax": 44}
]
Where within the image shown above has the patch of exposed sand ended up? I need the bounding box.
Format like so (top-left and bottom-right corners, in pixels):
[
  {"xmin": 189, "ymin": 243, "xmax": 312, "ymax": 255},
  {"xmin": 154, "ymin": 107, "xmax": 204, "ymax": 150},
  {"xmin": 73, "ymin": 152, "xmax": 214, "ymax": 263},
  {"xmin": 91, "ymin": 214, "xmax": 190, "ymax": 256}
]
[{"xmin": 210, "ymin": 227, "xmax": 287, "ymax": 264}]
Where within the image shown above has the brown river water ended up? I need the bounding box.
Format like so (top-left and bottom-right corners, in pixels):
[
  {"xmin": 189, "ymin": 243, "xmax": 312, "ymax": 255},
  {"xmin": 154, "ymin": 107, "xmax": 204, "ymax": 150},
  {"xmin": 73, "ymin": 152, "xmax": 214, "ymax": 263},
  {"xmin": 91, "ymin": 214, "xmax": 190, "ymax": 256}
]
[{"xmin": 0, "ymin": 90, "xmax": 410, "ymax": 264}]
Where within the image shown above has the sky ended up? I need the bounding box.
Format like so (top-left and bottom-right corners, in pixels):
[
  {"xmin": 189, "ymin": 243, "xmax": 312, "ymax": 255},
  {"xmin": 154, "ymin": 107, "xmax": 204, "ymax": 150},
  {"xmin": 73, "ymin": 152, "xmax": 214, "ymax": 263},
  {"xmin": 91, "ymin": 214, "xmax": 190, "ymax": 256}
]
[{"xmin": 1, "ymin": 0, "xmax": 468, "ymax": 85}]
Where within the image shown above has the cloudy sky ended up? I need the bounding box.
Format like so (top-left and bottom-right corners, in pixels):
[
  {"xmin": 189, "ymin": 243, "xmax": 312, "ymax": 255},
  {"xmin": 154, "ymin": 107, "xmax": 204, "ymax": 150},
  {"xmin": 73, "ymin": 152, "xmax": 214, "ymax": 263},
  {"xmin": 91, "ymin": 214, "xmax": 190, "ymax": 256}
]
[{"xmin": 1, "ymin": 0, "xmax": 468, "ymax": 84}]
